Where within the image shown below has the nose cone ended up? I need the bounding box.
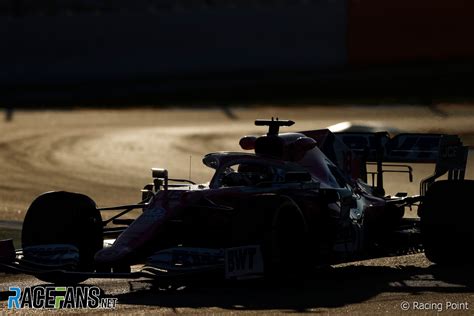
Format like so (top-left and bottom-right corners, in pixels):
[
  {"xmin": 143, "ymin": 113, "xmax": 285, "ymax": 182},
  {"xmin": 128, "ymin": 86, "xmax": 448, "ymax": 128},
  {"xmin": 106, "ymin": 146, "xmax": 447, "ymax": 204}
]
[{"xmin": 94, "ymin": 204, "xmax": 171, "ymax": 264}]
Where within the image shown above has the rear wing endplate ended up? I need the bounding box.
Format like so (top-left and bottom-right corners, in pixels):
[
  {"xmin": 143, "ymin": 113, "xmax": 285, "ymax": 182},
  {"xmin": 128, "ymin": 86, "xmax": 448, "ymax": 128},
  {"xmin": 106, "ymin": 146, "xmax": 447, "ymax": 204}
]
[{"xmin": 335, "ymin": 132, "xmax": 468, "ymax": 195}]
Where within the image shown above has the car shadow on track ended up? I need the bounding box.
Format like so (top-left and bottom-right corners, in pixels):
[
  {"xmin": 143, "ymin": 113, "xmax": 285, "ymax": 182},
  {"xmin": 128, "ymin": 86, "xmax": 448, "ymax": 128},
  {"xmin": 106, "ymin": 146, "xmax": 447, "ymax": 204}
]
[{"xmin": 113, "ymin": 263, "xmax": 474, "ymax": 312}]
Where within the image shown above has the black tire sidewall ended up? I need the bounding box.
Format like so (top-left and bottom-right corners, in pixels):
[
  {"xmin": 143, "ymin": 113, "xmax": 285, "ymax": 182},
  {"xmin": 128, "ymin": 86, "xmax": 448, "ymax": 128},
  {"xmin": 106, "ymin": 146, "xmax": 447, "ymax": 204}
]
[
  {"xmin": 22, "ymin": 191, "xmax": 103, "ymax": 272},
  {"xmin": 420, "ymin": 180, "xmax": 474, "ymax": 265}
]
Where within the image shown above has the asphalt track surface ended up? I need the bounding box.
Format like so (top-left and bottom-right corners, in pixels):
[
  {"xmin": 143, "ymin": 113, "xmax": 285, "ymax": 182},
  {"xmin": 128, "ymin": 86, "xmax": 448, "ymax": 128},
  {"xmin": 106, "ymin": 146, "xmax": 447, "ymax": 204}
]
[{"xmin": 0, "ymin": 105, "xmax": 474, "ymax": 314}]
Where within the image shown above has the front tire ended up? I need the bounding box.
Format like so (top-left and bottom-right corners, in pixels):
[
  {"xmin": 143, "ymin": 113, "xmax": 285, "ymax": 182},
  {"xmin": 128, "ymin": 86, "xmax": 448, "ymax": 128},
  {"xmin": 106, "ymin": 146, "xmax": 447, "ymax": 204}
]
[{"xmin": 22, "ymin": 191, "xmax": 103, "ymax": 284}]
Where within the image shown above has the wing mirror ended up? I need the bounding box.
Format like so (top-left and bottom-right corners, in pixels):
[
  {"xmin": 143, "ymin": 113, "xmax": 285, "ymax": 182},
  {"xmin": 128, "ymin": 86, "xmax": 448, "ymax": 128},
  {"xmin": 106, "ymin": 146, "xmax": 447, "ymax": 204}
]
[{"xmin": 152, "ymin": 168, "xmax": 168, "ymax": 191}]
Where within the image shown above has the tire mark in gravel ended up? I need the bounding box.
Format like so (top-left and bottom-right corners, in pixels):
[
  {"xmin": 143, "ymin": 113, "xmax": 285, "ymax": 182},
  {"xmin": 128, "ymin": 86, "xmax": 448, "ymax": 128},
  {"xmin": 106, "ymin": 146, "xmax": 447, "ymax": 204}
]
[
  {"xmin": 0, "ymin": 131, "xmax": 104, "ymax": 189},
  {"xmin": 0, "ymin": 129, "xmax": 146, "ymax": 218}
]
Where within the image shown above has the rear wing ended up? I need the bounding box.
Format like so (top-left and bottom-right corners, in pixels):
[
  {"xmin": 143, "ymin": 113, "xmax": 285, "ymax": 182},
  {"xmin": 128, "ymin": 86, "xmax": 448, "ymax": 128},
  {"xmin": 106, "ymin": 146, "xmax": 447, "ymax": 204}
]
[{"xmin": 335, "ymin": 132, "xmax": 469, "ymax": 195}]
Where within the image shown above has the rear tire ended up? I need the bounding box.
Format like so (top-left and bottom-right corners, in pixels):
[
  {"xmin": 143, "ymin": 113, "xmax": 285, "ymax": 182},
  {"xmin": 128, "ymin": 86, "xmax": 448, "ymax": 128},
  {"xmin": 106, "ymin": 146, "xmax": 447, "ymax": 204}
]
[
  {"xmin": 22, "ymin": 191, "xmax": 103, "ymax": 284},
  {"xmin": 419, "ymin": 180, "xmax": 474, "ymax": 265}
]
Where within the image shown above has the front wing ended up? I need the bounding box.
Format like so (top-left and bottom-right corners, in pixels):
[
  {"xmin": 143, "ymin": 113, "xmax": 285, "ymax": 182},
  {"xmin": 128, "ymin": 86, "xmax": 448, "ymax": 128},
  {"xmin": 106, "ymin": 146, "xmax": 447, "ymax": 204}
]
[{"xmin": 0, "ymin": 241, "xmax": 264, "ymax": 282}]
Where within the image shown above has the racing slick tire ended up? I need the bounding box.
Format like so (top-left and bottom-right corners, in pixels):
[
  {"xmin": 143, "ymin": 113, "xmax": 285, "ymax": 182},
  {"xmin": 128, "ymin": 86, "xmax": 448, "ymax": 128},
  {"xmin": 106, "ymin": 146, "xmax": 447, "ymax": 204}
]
[
  {"xmin": 419, "ymin": 180, "xmax": 474, "ymax": 265},
  {"xmin": 22, "ymin": 191, "xmax": 103, "ymax": 284}
]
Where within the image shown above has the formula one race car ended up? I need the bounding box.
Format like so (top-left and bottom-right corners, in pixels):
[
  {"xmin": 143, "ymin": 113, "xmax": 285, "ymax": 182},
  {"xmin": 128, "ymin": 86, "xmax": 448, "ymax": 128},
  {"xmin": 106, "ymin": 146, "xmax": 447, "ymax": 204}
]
[{"xmin": 1, "ymin": 118, "xmax": 473, "ymax": 284}]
